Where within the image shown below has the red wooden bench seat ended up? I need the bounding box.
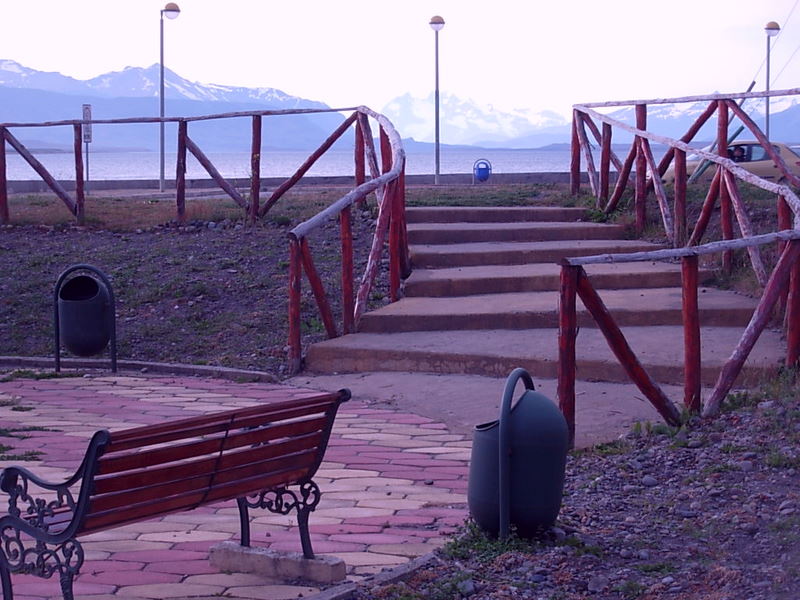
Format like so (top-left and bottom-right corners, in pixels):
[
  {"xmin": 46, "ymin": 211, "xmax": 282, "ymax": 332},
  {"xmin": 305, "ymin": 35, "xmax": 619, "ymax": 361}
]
[{"xmin": 0, "ymin": 388, "xmax": 350, "ymax": 600}]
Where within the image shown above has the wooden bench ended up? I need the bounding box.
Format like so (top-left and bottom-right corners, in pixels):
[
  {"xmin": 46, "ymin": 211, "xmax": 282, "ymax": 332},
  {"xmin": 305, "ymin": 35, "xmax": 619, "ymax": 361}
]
[{"xmin": 0, "ymin": 388, "xmax": 350, "ymax": 600}]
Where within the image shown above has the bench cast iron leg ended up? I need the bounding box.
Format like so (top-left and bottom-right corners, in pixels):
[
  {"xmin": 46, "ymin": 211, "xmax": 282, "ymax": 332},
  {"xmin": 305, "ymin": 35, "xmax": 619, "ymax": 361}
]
[
  {"xmin": 60, "ymin": 571, "xmax": 75, "ymax": 600},
  {"xmin": 0, "ymin": 552, "xmax": 13, "ymax": 600},
  {"xmin": 297, "ymin": 506, "xmax": 314, "ymax": 559},
  {"xmin": 237, "ymin": 497, "xmax": 251, "ymax": 547}
]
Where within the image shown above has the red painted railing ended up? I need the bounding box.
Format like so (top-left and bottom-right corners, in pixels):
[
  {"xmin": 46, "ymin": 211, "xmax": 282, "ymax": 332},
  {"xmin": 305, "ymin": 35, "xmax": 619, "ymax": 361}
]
[
  {"xmin": 0, "ymin": 106, "xmax": 409, "ymax": 376},
  {"xmin": 286, "ymin": 107, "xmax": 408, "ymax": 373},
  {"xmin": 564, "ymin": 89, "xmax": 800, "ymax": 445},
  {"xmin": 0, "ymin": 106, "xmax": 370, "ymax": 225}
]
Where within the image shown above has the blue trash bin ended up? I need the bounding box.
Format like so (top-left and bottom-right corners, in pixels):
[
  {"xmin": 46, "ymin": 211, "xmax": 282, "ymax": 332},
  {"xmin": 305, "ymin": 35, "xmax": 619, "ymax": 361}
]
[{"xmin": 473, "ymin": 159, "xmax": 492, "ymax": 183}]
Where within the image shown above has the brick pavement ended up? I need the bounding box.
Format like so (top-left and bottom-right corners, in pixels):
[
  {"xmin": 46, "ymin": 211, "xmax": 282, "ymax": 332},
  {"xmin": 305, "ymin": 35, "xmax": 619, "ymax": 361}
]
[{"xmin": 0, "ymin": 374, "xmax": 470, "ymax": 600}]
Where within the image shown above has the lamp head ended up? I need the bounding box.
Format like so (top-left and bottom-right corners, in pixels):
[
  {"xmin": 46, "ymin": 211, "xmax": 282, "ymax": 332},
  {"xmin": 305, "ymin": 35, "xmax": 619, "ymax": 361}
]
[
  {"xmin": 765, "ymin": 21, "xmax": 780, "ymax": 37},
  {"xmin": 162, "ymin": 3, "xmax": 180, "ymax": 19},
  {"xmin": 429, "ymin": 15, "xmax": 445, "ymax": 32}
]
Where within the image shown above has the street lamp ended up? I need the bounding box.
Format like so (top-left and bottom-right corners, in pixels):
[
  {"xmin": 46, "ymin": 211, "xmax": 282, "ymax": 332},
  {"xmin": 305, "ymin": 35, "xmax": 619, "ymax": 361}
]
[
  {"xmin": 429, "ymin": 15, "xmax": 444, "ymax": 185},
  {"xmin": 160, "ymin": 2, "xmax": 180, "ymax": 192},
  {"xmin": 765, "ymin": 20, "xmax": 780, "ymax": 141}
]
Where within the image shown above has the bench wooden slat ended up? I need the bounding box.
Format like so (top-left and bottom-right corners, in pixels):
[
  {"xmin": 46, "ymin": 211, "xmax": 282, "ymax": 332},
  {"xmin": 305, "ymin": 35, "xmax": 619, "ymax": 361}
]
[
  {"xmin": 92, "ymin": 431, "xmax": 322, "ymax": 495},
  {"xmin": 88, "ymin": 449, "xmax": 316, "ymax": 515},
  {"xmin": 81, "ymin": 463, "xmax": 313, "ymax": 534},
  {"xmin": 96, "ymin": 415, "xmax": 329, "ymax": 475},
  {"xmin": 107, "ymin": 395, "xmax": 338, "ymax": 453}
]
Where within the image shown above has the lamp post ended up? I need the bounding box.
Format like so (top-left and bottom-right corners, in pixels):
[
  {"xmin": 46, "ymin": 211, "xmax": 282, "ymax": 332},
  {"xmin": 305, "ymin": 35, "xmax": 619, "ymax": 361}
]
[
  {"xmin": 160, "ymin": 2, "xmax": 180, "ymax": 192},
  {"xmin": 429, "ymin": 15, "xmax": 444, "ymax": 185},
  {"xmin": 765, "ymin": 20, "xmax": 780, "ymax": 141}
]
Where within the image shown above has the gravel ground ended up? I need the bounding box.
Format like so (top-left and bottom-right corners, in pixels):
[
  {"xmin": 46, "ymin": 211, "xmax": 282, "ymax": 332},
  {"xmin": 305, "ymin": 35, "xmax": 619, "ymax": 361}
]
[
  {"xmin": 353, "ymin": 380, "xmax": 800, "ymax": 600},
  {"xmin": 0, "ymin": 210, "xmax": 386, "ymax": 377}
]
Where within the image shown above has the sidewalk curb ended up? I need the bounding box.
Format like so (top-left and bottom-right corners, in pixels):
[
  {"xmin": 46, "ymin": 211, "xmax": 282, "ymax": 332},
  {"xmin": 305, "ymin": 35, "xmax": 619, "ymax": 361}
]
[
  {"xmin": 0, "ymin": 356, "xmax": 278, "ymax": 383},
  {"xmin": 310, "ymin": 552, "xmax": 439, "ymax": 600}
]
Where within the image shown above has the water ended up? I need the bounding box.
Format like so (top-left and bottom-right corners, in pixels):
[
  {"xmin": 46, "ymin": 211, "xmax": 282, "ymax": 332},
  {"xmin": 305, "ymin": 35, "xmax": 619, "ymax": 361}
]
[{"xmin": 5, "ymin": 147, "xmax": 578, "ymax": 181}]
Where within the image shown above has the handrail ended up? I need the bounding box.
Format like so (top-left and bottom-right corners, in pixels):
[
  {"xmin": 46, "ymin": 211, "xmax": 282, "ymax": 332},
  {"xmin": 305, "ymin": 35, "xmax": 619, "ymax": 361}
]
[
  {"xmin": 570, "ymin": 89, "xmax": 800, "ymax": 298},
  {"xmin": 0, "ymin": 104, "xmax": 409, "ymax": 378},
  {"xmin": 285, "ymin": 106, "xmax": 407, "ymax": 373},
  {"xmin": 557, "ymin": 232, "xmax": 800, "ymax": 445}
]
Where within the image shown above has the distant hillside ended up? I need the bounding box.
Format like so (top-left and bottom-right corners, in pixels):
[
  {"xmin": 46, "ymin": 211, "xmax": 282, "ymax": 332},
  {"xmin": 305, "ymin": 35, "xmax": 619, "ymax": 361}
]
[{"xmin": 0, "ymin": 61, "xmax": 349, "ymax": 151}]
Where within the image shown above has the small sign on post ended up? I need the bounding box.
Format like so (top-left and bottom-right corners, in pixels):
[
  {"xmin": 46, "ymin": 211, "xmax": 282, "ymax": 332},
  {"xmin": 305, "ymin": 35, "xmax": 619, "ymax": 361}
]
[{"xmin": 82, "ymin": 104, "xmax": 92, "ymax": 184}]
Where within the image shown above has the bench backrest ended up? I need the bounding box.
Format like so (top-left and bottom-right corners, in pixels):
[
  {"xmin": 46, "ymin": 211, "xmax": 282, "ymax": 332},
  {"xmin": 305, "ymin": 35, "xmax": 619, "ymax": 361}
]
[{"xmin": 78, "ymin": 389, "xmax": 349, "ymax": 535}]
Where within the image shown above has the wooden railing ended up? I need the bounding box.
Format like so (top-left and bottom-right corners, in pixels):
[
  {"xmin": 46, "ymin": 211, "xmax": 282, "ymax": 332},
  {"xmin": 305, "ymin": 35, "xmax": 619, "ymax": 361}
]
[
  {"xmin": 286, "ymin": 108, "xmax": 408, "ymax": 373},
  {"xmin": 0, "ymin": 106, "xmax": 409, "ymax": 376},
  {"xmin": 570, "ymin": 89, "xmax": 800, "ymax": 250},
  {"xmin": 564, "ymin": 89, "xmax": 800, "ymax": 444},
  {"xmin": 0, "ymin": 106, "xmax": 368, "ymax": 225},
  {"xmin": 558, "ymin": 231, "xmax": 800, "ymax": 445}
]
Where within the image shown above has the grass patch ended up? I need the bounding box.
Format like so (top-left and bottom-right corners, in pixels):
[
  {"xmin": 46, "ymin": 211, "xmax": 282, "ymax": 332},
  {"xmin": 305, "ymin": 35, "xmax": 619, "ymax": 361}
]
[
  {"xmin": 440, "ymin": 519, "xmax": 539, "ymax": 563},
  {"xmin": 0, "ymin": 369, "xmax": 83, "ymax": 382}
]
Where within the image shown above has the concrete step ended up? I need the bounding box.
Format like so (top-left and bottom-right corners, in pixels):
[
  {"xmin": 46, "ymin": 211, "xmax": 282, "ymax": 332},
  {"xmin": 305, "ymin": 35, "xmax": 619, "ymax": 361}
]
[
  {"xmin": 360, "ymin": 287, "xmax": 758, "ymax": 332},
  {"xmin": 405, "ymin": 206, "xmax": 588, "ymax": 223},
  {"xmin": 305, "ymin": 326, "xmax": 784, "ymax": 386},
  {"xmin": 404, "ymin": 262, "xmax": 715, "ymax": 297},
  {"xmin": 407, "ymin": 221, "xmax": 627, "ymax": 244},
  {"xmin": 410, "ymin": 239, "xmax": 666, "ymax": 268}
]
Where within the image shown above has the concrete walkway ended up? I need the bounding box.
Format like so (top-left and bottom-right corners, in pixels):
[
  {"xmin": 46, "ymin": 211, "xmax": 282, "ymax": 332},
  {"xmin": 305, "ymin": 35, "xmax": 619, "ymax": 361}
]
[{"xmin": 0, "ymin": 373, "xmax": 471, "ymax": 600}]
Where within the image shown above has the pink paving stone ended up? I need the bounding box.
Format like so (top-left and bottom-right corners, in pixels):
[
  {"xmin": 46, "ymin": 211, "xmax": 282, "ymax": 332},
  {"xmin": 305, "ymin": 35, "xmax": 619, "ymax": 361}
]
[
  {"xmin": 266, "ymin": 540, "xmax": 366, "ymax": 553},
  {"xmin": 377, "ymin": 469, "xmax": 462, "ymax": 481},
  {"xmin": 109, "ymin": 549, "xmax": 209, "ymax": 562},
  {"xmin": 426, "ymin": 466, "xmax": 470, "ymax": 476},
  {"xmin": 76, "ymin": 569, "xmax": 181, "ymax": 586},
  {"xmin": 12, "ymin": 579, "xmax": 114, "ymax": 597},
  {"xmin": 383, "ymin": 528, "xmax": 442, "ymax": 539},
  {"xmin": 419, "ymin": 423, "xmax": 448, "ymax": 430},
  {"xmin": 309, "ymin": 524, "xmax": 383, "ymax": 535},
  {"xmin": 396, "ymin": 508, "xmax": 468, "ymax": 519},
  {"xmin": 345, "ymin": 515, "xmax": 435, "ymax": 527},
  {"xmin": 143, "ymin": 560, "xmax": 220, "ymax": 575},
  {"xmin": 327, "ymin": 533, "xmax": 421, "ymax": 544},
  {"xmin": 80, "ymin": 560, "xmax": 145, "ymax": 572},
  {"xmin": 381, "ymin": 457, "xmax": 465, "ymax": 467},
  {"xmin": 171, "ymin": 540, "xmax": 224, "ymax": 552},
  {"xmin": 329, "ymin": 456, "xmax": 390, "ymax": 465}
]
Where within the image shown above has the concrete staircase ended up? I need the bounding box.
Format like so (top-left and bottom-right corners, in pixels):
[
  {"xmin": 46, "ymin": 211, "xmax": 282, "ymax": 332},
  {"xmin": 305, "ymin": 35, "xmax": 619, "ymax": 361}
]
[{"xmin": 305, "ymin": 205, "xmax": 784, "ymax": 387}]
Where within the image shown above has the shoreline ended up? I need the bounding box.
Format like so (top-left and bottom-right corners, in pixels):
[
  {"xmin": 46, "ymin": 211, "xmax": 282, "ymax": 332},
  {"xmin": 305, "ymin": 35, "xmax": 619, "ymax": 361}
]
[{"xmin": 5, "ymin": 171, "xmax": 587, "ymax": 194}]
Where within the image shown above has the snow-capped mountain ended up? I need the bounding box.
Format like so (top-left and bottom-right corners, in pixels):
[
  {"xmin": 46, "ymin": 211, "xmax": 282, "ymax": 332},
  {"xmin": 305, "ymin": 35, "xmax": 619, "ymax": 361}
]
[
  {"xmin": 0, "ymin": 59, "xmax": 326, "ymax": 109},
  {"xmin": 381, "ymin": 92, "xmax": 569, "ymax": 147}
]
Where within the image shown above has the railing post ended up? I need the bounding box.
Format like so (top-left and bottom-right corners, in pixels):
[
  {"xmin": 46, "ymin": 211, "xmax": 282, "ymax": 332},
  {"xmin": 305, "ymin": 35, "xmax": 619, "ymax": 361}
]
[
  {"xmin": 717, "ymin": 100, "xmax": 733, "ymax": 274},
  {"xmin": 705, "ymin": 240, "xmax": 800, "ymax": 416},
  {"xmin": 779, "ymin": 194, "xmax": 793, "ymax": 314},
  {"xmin": 0, "ymin": 128, "xmax": 6, "ymax": 224},
  {"xmin": 340, "ymin": 205, "xmax": 355, "ymax": 334},
  {"xmin": 682, "ymin": 255, "xmax": 701, "ymax": 413},
  {"xmin": 250, "ymin": 115, "xmax": 262, "ymax": 225},
  {"xmin": 788, "ymin": 254, "xmax": 800, "ymax": 367},
  {"xmin": 634, "ymin": 104, "xmax": 647, "ymax": 236},
  {"xmin": 389, "ymin": 180, "xmax": 401, "ymax": 302},
  {"xmin": 558, "ymin": 263, "xmax": 579, "ymax": 448},
  {"xmin": 288, "ymin": 236, "xmax": 303, "ymax": 374},
  {"xmin": 73, "ymin": 124, "xmax": 85, "ymax": 225},
  {"xmin": 355, "ymin": 114, "xmax": 366, "ymax": 191},
  {"xmin": 599, "ymin": 122, "xmax": 611, "ymax": 206},
  {"xmin": 398, "ymin": 166, "xmax": 411, "ymax": 278},
  {"xmin": 176, "ymin": 120, "xmax": 187, "ymax": 223},
  {"xmin": 570, "ymin": 111, "xmax": 580, "ymax": 195},
  {"xmin": 673, "ymin": 149, "xmax": 687, "ymax": 246}
]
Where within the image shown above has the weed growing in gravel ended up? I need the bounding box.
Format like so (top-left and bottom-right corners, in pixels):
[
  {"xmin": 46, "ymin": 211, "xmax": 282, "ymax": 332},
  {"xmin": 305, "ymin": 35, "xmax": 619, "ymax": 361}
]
[
  {"xmin": 615, "ymin": 579, "xmax": 647, "ymax": 599},
  {"xmin": 0, "ymin": 369, "xmax": 82, "ymax": 382},
  {"xmin": 441, "ymin": 519, "xmax": 539, "ymax": 563}
]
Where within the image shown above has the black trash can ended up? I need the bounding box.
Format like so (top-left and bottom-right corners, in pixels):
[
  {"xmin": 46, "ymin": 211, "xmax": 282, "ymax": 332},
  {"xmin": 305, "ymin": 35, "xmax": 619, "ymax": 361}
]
[{"xmin": 54, "ymin": 264, "xmax": 117, "ymax": 372}]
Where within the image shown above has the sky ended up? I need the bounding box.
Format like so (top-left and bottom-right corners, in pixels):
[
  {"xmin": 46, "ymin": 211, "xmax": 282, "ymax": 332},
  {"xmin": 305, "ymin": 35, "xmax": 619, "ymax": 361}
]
[{"xmin": 1, "ymin": 0, "xmax": 799, "ymax": 118}]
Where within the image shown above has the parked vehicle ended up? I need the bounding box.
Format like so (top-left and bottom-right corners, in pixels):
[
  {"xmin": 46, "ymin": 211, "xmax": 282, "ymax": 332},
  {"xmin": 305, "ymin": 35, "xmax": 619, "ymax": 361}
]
[{"xmin": 661, "ymin": 141, "xmax": 800, "ymax": 185}]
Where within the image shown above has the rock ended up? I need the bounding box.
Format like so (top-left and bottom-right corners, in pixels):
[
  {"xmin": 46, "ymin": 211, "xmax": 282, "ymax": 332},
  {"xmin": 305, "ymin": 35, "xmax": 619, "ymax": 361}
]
[
  {"xmin": 642, "ymin": 475, "xmax": 658, "ymax": 487},
  {"xmin": 456, "ymin": 578, "xmax": 476, "ymax": 596},
  {"xmin": 587, "ymin": 575, "xmax": 609, "ymax": 592}
]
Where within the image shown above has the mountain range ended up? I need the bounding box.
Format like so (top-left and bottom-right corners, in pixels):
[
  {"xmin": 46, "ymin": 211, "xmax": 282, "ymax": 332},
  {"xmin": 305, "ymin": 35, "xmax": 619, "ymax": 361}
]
[{"xmin": 1, "ymin": 59, "xmax": 798, "ymax": 152}]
